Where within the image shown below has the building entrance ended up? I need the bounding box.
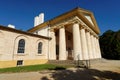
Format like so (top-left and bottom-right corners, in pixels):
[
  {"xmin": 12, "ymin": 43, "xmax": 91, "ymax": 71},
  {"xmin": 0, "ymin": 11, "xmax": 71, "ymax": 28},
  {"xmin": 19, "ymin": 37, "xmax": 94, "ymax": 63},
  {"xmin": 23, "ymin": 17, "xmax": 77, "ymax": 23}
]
[{"xmin": 55, "ymin": 26, "xmax": 73, "ymax": 60}]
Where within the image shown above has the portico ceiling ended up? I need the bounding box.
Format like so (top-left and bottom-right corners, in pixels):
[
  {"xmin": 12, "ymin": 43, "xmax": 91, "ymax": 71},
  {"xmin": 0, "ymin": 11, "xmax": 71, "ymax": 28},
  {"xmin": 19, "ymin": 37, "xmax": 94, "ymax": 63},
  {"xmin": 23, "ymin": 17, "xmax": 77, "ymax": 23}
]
[{"xmin": 65, "ymin": 24, "xmax": 73, "ymax": 33}]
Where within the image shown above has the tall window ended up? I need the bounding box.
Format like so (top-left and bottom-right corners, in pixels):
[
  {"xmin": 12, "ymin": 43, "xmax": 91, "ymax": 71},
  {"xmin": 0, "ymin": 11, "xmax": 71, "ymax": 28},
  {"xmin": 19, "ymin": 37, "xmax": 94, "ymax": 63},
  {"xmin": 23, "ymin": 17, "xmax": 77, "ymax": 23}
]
[
  {"xmin": 38, "ymin": 42, "xmax": 42, "ymax": 54},
  {"xmin": 17, "ymin": 39, "xmax": 25, "ymax": 53}
]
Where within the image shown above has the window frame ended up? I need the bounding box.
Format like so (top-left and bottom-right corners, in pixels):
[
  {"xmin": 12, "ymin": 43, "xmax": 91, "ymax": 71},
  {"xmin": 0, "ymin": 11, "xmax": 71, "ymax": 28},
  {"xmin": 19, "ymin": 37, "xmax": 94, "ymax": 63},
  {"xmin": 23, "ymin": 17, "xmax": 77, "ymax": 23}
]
[
  {"xmin": 38, "ymin": 42, "xmax": 43, "ymax": 54},
  {"xmin": 17, "ymin": 60, "xmax": 23, "ymax": 66},
  {"xmin": 17, "ymin": 39, "xmax": 25, "ymax": 53}
]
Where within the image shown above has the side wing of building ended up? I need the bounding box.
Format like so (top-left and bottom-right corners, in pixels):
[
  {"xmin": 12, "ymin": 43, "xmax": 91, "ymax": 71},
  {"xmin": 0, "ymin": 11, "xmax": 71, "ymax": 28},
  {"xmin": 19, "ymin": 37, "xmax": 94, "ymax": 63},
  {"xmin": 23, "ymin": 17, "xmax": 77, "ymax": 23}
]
[{"xmin": 0, "ymin": 26, "xmax": 50, "ymax": 68}]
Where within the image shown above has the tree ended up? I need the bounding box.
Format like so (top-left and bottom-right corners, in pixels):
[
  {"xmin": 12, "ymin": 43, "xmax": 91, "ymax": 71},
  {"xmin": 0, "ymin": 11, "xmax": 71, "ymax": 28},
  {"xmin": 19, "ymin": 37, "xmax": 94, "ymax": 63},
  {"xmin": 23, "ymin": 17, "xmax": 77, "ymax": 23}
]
[{"xmin": 100, "ymin": 30, "xmax": 120, "ymax": 60}]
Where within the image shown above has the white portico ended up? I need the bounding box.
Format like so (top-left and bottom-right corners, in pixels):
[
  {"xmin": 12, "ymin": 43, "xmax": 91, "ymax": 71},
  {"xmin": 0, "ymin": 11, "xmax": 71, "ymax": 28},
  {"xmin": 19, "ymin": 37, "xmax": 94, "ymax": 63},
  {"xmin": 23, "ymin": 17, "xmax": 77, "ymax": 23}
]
[{"xmin": 49, "ymin": 16, "xmax": 101, "ymax": 61}]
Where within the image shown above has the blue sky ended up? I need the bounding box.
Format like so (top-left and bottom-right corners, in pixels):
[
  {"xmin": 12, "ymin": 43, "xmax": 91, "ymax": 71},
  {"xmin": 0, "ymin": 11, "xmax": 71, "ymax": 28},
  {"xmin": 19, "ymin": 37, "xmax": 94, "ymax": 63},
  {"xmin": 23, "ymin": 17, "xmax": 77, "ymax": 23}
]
[{"xmin": 0, "ymin": 0, "xmax": 120, "ymax": 34}]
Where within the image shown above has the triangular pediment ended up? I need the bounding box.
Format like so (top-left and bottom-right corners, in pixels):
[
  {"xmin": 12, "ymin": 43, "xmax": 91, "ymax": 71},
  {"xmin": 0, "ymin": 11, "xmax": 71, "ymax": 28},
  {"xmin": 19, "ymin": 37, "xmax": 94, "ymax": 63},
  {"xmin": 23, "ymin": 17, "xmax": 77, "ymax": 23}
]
[
  {"xmin": 79, "ymin": 9, "xmax": 96, "ymax": 27},
  {"xmin": 84, "ymin": 14, "xmax": 94, "ymax": 26},
  {"xmin": 77, "ymin": 8, "xmax": 100, "ymax": 34}
]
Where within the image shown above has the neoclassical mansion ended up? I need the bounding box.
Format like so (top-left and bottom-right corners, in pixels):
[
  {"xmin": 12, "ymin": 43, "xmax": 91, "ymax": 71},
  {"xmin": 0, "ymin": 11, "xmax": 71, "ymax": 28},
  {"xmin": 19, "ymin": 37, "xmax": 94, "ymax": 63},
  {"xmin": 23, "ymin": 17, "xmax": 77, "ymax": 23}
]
[{"xmin": 0, "ymin": 7, "xmax": 101, "ymax": 68}]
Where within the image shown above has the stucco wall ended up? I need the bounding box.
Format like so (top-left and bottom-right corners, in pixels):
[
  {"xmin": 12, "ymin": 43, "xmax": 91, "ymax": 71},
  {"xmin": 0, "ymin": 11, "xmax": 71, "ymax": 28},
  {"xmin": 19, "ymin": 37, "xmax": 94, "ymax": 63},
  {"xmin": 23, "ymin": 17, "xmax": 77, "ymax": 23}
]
[
  {"xmin": 34, "ymin": 26, "xmax": 49, "ymax": 37},
  {"xmin": 0, "ymin": 29, "xmax": 49, "ymax": 68}
]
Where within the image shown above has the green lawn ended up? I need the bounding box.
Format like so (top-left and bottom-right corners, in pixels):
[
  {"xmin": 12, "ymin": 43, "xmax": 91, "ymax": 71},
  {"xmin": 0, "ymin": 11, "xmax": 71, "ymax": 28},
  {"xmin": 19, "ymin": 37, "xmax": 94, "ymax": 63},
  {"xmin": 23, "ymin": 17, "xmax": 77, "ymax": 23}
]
[{"xmin": 0, "ymin": 64, "xmax": 67, "ymax": 73}]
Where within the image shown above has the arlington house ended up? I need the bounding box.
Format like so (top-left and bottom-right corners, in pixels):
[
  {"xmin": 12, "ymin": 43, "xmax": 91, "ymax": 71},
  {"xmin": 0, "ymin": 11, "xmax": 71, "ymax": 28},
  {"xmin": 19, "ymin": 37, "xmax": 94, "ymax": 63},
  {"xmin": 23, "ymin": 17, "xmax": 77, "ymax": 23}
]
[{"xmin": 0, "ymin": 7, "xmax": 101, "ymax": 68}]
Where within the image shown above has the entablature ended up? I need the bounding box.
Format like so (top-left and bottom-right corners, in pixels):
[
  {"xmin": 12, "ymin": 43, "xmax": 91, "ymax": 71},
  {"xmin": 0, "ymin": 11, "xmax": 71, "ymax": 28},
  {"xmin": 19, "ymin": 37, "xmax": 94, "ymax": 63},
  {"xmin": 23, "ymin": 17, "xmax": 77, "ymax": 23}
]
[{"xmin": 49, "ymin": 16, "xmax": 98, "ymax": 38}]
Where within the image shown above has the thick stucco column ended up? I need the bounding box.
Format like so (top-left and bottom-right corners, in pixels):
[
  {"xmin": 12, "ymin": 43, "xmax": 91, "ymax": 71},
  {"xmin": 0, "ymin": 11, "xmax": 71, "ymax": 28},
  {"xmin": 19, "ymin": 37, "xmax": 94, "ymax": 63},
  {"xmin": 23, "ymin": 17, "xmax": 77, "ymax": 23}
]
[
  {"xmin": 93, "ymin": 36, "xmax": 97, "ymax": 58},
  {"xmin": 59, "ymin": 27, "xmax": 67, "ymax": 60},
  {"xmin": 86, "ymin": 31, "xmax": 92, "ymax": 59},
  {"xmin": 90, "ymin": 34, "xmax": 94, "ymax": 59},
  {"xmin": 91, "ymin": 35, "xmax": 96, "ymax": 59},
  {"xmin": 80, "ymin": 26, "xmax": 89, "ymax": 60},
  {"xmin": 49, "ymin": 31, "xmax": 56, "ymax": 60},
  {"xmin": 96, "ymin": 38, "xmax": 102, "ymax": 58},
  {"xmin": 73, "ymin": 23, "xmax": 82, "ymax": 60},
  {"xmin": 91, "ymin": 35, "xmax": 95, "ymax": 59},
  {"xmin": 94, "ymin": 37, "xmax": 99, "ymax": 58}
]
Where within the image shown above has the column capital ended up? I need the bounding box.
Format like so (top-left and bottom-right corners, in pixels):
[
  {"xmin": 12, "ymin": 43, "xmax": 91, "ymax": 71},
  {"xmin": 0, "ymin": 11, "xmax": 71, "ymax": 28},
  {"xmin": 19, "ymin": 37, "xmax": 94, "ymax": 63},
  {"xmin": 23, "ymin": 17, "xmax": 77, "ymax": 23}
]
[
  {"xmin": 85, "ymin": 28, "xmax": 91, "ymax": 33},
  {"xmin": 93, "ymin": 34, "xmax": 98, "ymax": 38},
  {"xmin": 60, "ymin": 26, "xmax": 64, "ymax": 28},
  {"xmin": 79, "ymin": 24, "xmax": 86, "ymax": 29},
  {"xmin": 50, "ymin": 28, "xmax": 55, "ymax": 32},
  {"xmin": 96, "ymin": 36, "xmax": 99, "ymax": 39},
  {"xmin": 57, "ymin": 24, "xmax": 65, "ymax": 29},
  {"xmin": 73, "ymin": 21, "xmax": 79, "ymax": 24},
  {"xmin": 71, "ymin": 18, "xmax": 81, "ymax": 25}
]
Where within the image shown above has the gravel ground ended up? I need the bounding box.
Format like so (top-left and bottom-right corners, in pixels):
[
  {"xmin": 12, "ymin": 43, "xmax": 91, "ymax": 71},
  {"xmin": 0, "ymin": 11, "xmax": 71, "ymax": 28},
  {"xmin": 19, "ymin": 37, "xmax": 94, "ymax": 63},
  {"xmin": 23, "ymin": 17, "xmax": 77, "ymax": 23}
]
[{"xmin": 0, "ymin": 59, "xmax": 120, "ymax": 80}]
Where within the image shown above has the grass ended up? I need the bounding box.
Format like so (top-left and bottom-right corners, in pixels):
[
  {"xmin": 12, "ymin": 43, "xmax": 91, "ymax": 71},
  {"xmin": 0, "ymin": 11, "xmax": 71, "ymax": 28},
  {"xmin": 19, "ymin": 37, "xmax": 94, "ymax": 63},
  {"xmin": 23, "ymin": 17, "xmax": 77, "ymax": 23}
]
[{"xmin": 0, "ymin": 64, "xmax": 67, "ymax": 73}]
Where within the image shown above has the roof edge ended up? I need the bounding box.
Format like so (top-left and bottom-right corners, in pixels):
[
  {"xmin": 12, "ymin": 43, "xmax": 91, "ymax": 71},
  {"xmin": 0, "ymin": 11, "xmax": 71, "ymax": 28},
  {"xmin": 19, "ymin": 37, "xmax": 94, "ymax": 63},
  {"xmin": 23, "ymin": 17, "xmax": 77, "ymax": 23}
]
[{"xmin": 0, "ymin": 25, "xmax": 51, "ymax": 40}]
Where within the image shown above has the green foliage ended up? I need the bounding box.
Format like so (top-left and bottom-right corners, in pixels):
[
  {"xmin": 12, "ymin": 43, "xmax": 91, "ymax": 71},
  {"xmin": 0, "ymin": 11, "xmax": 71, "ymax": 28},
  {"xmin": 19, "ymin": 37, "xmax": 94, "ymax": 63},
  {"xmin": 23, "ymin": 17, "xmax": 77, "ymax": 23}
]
[
  {"xmin": 0, "ymin": 64, "xmax": 67, "ymax": 73},
  {"xmin": 100, "ymin": 30, "xmax": 120, "ymax": 60}
]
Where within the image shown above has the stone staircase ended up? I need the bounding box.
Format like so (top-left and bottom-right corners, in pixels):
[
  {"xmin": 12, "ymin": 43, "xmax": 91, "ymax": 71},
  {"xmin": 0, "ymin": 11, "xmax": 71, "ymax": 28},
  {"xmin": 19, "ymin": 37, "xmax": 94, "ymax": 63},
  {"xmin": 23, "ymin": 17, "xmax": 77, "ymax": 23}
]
[
  {"xmin": 48, "ymin": 59, "xmax": 103, "ymax": 68},
  {"xmin": 47, "ymin": 60, "xmax": 85, "ymax": 67}
]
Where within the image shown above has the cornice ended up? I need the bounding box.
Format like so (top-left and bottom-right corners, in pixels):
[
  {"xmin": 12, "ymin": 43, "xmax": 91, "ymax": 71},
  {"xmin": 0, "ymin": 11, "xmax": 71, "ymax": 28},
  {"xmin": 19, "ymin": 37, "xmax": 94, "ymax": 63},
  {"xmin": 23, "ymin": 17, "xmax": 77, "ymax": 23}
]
[
  {"xmin": 50, "ymin": 16, "xmax": 80, "ymax": 31},
  {"xmin": 49, "ymin": 16, "xmax": 98, "ymax": 38}
]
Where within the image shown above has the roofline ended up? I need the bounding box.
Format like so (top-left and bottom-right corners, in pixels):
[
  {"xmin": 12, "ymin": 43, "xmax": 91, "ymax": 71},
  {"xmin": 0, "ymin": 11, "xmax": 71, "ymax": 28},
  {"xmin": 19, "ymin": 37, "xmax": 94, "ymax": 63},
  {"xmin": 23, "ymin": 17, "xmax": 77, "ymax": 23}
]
[
  {"xmin": 28, "ymin": 7, "xmax": 100, "ymax": 34},
  {"xmin": 0, "ymin": 25, "xmax": 51, "ymax": 40}
]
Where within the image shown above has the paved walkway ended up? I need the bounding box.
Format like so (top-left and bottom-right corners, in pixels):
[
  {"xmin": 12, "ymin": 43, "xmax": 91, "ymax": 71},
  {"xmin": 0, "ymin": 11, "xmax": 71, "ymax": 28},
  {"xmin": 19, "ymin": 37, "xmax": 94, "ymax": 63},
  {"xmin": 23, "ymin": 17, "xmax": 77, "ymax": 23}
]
[{"xmin": 0, "ymin": 59, "xmax": 120, "ymax": 80}]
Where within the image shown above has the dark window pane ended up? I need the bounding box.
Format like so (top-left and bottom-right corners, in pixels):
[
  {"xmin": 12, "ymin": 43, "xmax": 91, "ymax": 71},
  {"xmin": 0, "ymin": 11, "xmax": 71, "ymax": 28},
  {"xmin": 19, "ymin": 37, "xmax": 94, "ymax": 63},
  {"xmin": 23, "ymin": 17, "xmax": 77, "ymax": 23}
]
[
  {"xmin": 17, "ymin": 39, "xmax": 25, "ymax": 53},
  {"xmin": 38, "ymin": 42, "xmax": 42, "ymax": 54},
  {"xmin": 17, "ymin": 60, "xmax": 23, "ymax": 66}
]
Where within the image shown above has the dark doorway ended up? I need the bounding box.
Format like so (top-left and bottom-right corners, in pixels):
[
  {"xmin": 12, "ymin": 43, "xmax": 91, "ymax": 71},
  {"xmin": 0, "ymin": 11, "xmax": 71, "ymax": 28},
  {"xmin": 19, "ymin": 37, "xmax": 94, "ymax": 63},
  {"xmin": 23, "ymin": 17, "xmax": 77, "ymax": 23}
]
[{"xmin": 56, "ymin": 45, "xmax": 59, "ymax": 60}]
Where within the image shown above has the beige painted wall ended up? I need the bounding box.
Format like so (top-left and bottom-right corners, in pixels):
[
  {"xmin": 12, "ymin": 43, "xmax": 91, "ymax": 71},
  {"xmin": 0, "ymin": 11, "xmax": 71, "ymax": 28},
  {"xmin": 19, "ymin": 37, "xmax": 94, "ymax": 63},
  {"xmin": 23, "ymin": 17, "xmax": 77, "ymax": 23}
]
[
  {"xmin": 0, "ymin": 29, "xmax": 49, "ymax": 68},
  {"xmin": 34, "ymin": 26, "xmax": 49, "ymax": 37},
  {"xmin": 0, "ymin": 59, "xmax": 48, "ymax": 68}
]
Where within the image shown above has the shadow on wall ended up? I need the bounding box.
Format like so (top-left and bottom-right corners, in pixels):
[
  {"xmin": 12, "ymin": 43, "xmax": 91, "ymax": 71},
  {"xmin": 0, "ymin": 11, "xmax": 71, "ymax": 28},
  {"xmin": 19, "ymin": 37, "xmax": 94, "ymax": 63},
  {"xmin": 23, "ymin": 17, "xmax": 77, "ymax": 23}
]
[{"xmin": 40, "ymin": 68, "xmax": 120, "ymax": 80}]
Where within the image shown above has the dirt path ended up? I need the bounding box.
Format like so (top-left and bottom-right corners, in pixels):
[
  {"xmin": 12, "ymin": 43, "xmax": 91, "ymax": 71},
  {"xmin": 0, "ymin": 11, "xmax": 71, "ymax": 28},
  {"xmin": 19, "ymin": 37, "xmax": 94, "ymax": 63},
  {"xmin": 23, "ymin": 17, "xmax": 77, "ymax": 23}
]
[
  {"xmin": 0, "ymin": 59, "xmax": 120, "ymax": 80},
  {"xmin": 91, "ymin": 59, "xmax": 120, "ymax": 73}
]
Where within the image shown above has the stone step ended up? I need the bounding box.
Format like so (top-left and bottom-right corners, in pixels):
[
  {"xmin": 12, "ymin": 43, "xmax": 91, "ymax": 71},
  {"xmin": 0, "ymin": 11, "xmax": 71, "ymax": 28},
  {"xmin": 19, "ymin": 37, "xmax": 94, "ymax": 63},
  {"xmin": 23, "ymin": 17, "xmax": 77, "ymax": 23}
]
[
  {"xmin": 48, "ymin": 59, "xmax": 103, "ymax": 68},
  {"xmin": 48, "ymin": 60, "xmax": 85, "ymax": 67}
]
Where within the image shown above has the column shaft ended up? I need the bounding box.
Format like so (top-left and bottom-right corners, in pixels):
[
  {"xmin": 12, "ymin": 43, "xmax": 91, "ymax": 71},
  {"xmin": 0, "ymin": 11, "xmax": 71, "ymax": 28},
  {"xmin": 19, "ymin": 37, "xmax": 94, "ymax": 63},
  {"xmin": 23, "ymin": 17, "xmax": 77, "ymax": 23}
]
[
  {"xmin": 95, "ymin": 37, "xmax": 99, "ymax": 58},
  {"xmin": 90, "ymin": 35, "xmax": 94, "ymax": 59},
  {"xmin": 80, "ymin": 27, "xmax": 89, "ymax": 60},
  {"xmin": 92, "ymin": 35, "xmax": 96, "ymax": 59},
  {"xmin": 59, "ymin": 27, "xmax": 67, "ymax": 60},
  {"xmin": 49, "ymin": 31, "xmax": 56, "ymax": 60},
  {"xmin": 73, "ymin": 23, "xmax": 82, "ymax": 60},
  {"xmin": 93, "ymin": 36, "xmax": 97, "ymax": 58},
  {"xmin": 96, "ymin": 38, "xmax": 102, "ymax": 58},
  {"xmin": 86, "ymin": 31, "xmax": 92, "ymax": 59}
]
